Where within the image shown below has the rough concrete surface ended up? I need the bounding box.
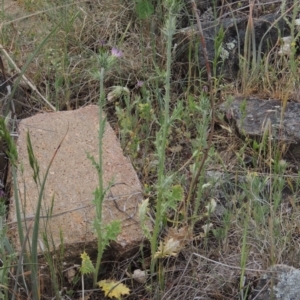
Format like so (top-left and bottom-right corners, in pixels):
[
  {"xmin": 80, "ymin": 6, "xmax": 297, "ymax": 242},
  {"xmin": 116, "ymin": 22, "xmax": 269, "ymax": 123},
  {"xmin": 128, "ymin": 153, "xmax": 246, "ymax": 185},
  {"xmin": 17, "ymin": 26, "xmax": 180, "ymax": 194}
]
[{"xmin": 8, "ymin": 105, "xmax": 147, "ymax": 259}]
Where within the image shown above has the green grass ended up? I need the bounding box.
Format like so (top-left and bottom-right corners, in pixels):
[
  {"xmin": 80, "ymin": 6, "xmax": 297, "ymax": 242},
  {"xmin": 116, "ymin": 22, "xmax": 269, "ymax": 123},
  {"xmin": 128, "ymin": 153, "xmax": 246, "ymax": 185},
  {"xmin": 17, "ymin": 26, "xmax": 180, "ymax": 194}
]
[{"xmin": 0, "ymin": 0, "xmax": 300, "ymax": 298}]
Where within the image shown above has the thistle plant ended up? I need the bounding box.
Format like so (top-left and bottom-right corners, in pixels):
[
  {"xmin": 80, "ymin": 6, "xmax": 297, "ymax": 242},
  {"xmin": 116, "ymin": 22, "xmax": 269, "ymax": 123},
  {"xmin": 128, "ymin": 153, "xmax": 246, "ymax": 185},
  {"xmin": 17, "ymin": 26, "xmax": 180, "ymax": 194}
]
[
  {"xmin": 133, "ymin": 0, "xmax": 184, "ymax": 282},
  {"xmin": 88, "ymin": 46, "xmax": 124, "ymax": 287}
]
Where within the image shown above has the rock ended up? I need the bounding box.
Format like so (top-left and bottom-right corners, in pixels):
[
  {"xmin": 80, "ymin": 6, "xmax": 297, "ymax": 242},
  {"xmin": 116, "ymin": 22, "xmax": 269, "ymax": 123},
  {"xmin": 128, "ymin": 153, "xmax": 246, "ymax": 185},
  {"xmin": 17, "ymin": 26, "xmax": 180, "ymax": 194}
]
[
  {"xmin": 219, "ymin": 97, "xmax": 300, "ymax": 151},
  {"xmin": 186, "ymin": 0, "xmax": 294, "ymax": 15},
  {"xmin": 251, "ymin": 264, "xmax": 300, "ymax": 300},
  {"xmin": 176, "ymin": 13, "xmax": 290, "ymax": 80},
  {"xmin": 7, "ymin": 105, "xmax": 148, "ymax": 261}
]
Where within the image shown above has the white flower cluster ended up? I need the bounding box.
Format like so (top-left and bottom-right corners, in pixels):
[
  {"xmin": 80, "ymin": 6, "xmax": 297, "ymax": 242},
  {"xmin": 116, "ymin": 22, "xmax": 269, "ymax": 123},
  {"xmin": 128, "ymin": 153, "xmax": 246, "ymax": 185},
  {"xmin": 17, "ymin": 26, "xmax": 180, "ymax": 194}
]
[{"xmin": 220, "ymin": 40, "xmax": 236, "ymax": 61}]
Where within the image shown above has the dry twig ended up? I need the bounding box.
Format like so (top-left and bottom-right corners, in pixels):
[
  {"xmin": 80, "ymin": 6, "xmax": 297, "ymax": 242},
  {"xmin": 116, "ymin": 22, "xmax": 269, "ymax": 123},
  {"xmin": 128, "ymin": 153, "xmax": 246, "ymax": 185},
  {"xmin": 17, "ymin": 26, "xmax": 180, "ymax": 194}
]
[{"xmin": 185, "ymin": 1, "xmax": 215, "ymax": 211}]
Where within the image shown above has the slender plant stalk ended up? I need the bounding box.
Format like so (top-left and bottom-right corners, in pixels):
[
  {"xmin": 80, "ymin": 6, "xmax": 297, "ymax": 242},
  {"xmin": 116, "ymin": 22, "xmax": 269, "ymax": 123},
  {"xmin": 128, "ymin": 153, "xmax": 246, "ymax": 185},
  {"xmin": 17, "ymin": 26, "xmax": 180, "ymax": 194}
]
[
  {"xmin": 81, "ymin": 274, "xmax": 85, "ymax": 300},
  {"xmin": 257, "ymin": 4, "xmax": 296, "ymax": 66},
  {"xmin": 239, "ymin": 210, "xmax": 249, "ymax": 299},
  {"xmin": 28, "ymin": 127, "xmax": 68, "ymax": 299},
  {"xmin": 241, "ymin": 0, "xmax": 252, "ymax": 91},
  {"xmin": 12, "ymin": 220, "xmax": 33, "ymax": 300},
  {"xmin": 93, "ymin": 67, "xmax": 106, "ymax": 287},
  {"xmin": 186, "ymin": 0, "xmax": 215, "ymax": 219},
  {"xmin": 150, "ymin": 9, "xmax": 174, "ymax": 272}
]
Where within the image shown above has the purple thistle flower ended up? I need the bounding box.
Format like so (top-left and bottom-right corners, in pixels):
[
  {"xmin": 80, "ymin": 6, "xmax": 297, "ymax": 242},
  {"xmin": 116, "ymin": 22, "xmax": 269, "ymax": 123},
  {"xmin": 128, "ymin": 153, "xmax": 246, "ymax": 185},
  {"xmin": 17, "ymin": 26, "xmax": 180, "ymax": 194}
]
[
  {"xmin": 99, "ymin": 40, "xmax": 106, "ymax": 47},
  {"xmin": 136, "ymin": 80, "xmax": 144, "ymax": 87},
  {"xmin": 111, "ymin": 47, "xmax": 123, "ymax": 58}
]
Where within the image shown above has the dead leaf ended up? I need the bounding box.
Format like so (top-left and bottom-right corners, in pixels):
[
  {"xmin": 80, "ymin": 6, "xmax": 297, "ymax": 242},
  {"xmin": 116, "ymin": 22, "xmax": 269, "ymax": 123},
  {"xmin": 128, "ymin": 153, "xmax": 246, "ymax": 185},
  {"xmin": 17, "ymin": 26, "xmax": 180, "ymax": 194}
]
[
  {"xmin": 168, "ymin": 225, "xmax": 192, "ymax": 242},
  {"xmin": 65, "ymin": 267, "xmax": 76, "ymax": 284},
  {"xmin": 200, "ymin": 223, "xmax": 213, "ymax": 237},
  {"xmin": 154, "ymin": 238, "xmax": 181, "ymax": 258},
  {"xmin": 205, "ymin": 198, "xmax": 216, "ymax": 214},
  {"xmin": 219, "ymin": 123, "xmax": 232, "ymax": 133},
  {"xmin": 107, "ymin": 86, "xmax": 130, "ymax": 102},
  {"xmin": 167, "ymin": 145, "xmax": 183, "ymax": 153}
]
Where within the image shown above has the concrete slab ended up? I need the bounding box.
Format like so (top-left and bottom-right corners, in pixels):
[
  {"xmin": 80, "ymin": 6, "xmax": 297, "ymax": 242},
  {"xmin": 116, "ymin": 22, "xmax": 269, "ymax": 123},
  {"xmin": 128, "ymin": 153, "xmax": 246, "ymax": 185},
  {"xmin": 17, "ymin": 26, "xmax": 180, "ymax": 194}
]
[{"xmin": 8, "ymin": 105, "xmax": 146, "ymax": 259}]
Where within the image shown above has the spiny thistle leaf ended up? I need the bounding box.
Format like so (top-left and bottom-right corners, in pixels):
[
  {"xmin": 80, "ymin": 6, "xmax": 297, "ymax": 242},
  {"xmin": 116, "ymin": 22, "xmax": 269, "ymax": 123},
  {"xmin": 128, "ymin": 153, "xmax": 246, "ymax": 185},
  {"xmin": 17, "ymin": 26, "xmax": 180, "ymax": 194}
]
[
  {"xmin": 105, "ymin": 221, "xmax": 121, "ymax": 240},
  {"xmin": 170, "ymin": 185, "xmax": 184, "ymax": 202},
  {"xmin": 80, "ymin": 251, "xmax": 95, "ymax": 275},
  {"xmin": 162, "ymin": 184, "xmax": 184, "ymax": 212},
  {"xmin": 138, "ymin": 198, "xmax": 151, "ymax": 240},
  {"xmin": 98, "ymin": 279, "xmax": 130, "ymax": 299},
  {"xmin": 135, "ymin": 0, "xmax": 154, "ymax": 20},
  {"xmin": 27, "ymin": 132, "xmax": 40, "ymax": 184}
]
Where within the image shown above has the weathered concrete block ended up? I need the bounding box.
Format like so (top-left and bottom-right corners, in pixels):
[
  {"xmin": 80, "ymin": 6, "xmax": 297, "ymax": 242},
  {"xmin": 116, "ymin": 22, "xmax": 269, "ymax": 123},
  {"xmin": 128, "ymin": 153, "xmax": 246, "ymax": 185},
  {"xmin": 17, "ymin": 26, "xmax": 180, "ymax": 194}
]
[{"xmin": 8, "ymin": 105, "xmax": 147, "ymax": 260}]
